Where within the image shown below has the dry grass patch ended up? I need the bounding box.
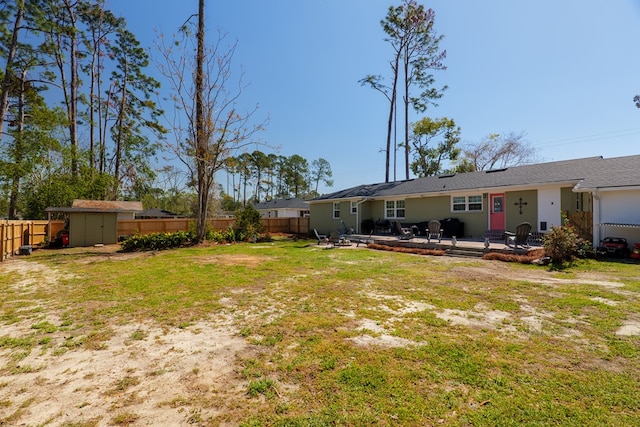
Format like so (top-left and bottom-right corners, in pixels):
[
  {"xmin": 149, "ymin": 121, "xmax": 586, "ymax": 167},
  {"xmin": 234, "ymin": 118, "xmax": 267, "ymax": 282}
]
[{"xmin": 1, "ymin": 240, "xmax": 639, "ymax": 426}]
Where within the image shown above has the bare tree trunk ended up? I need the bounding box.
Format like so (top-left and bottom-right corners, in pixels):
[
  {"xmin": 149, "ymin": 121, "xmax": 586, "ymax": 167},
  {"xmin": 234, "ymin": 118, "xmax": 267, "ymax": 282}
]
[
  {"xmin": 65, "ymin": 0, "xmax": 79, "ymax": 177},
  {"xmin": 113, "ymin": 63, "xmax": 128, "ymax": 198},
  {"xmin": 0, "ymin": 0, "xmax": 24, "ymax": 144},
  {"xmin": 403, "ymin": 49, "xmax": 410, "ymax": 181},
  {"xmin": 8, "ymin": 70, "xmax": 27, "ymax": 219},
  {"xmin": 194, "ymin": 0, "xmax": 208, "ymax": 243},
  {"xmin": 386, "ymin": 56, "xmax": 400, "ymax": 183}
]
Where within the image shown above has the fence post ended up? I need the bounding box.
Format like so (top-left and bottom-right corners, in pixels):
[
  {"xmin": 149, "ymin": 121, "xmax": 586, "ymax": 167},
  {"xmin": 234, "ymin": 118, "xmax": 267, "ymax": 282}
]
[
  {"xmin": 0, "ymin": 223, "xmax": 4, "ymax": 262},
  {"xmin": 10, "ymin": 223, "xmax": 15, "ymax": 257}
]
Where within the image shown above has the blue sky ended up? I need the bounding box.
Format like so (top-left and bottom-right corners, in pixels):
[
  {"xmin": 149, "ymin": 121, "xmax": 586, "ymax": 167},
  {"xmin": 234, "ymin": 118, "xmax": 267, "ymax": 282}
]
[{"xmin": 110, "ymin": 0, "xmax": 640, "ymax": 194}]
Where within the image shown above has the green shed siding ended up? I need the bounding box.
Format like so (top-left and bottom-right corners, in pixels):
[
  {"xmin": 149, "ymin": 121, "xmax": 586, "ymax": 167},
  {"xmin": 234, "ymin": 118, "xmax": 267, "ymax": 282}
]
[{"xmin": 69, "ymin": 212, "xmax": 118, "ymax": 247}]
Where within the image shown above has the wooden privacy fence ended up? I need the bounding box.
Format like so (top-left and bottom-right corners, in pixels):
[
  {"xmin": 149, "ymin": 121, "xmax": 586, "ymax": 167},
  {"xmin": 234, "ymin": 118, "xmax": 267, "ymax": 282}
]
[
  {"xmin": 118, "ymin": 217, "xmax": 310, "ymax": 237},
  {"xmin": 568, "ymin": 211, "xmax": 593, "ymax": 241},
  {"xmin": 0, "ymin": 217, "xmax": 310, "ymax": 262},
  {"xmin": 0, "ymin": 220, "xmax": 50, "ymax": 261}
]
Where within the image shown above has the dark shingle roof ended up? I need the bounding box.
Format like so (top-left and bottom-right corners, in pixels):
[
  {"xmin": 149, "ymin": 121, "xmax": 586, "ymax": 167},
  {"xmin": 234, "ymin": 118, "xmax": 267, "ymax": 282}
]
[
  {"xmin": 253, "ymin": 198, "xmax": 310, "ymax": 210},
  {"xmin": 313, "ymin": 155, "xmax": 640, "ymax": 201}
]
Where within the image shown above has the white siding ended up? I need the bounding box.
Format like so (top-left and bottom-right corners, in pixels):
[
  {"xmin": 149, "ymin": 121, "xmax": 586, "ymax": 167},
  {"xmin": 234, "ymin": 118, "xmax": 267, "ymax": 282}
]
[
  {"xmin": 598, "ymin": 189, "xmax": 640, "ymax": 245},
  {"xmin": 537, "ymin": 188, "xmax": 562, "ymax": 232}
]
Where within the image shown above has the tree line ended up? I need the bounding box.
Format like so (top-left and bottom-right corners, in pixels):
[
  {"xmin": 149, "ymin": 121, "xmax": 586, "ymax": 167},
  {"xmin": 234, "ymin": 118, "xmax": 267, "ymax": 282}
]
[
  {"xmin": 221, "ymin": 152, "xmax": 332, "ymax": 210},
  {"xmin": 0, "ymin": 0, "xmax": 166, "ymax": 219}
]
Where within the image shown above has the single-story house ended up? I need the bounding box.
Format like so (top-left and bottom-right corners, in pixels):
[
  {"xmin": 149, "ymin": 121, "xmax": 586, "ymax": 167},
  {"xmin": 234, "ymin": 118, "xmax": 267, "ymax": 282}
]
[
  {"xmin": 309, "ymin": 155, "xmax": 640, "ymax": 247},
  {"xmin": 253, "ymin": 198, "xmax": 310, "ymax": 218},
  {"xmin": 45, "ymin": 200, "xmax": 143, "ymax": 247},
  {"xmin": 136, "ymin": 208, "xmax": 183, "ymax": 219}
]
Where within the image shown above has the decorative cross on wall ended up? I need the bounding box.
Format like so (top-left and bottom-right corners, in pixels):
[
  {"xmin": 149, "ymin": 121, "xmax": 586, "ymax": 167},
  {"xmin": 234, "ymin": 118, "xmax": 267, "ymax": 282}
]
[{"xmin": 514, "ymin": 197, "xmax": 528, "ymax": 214}]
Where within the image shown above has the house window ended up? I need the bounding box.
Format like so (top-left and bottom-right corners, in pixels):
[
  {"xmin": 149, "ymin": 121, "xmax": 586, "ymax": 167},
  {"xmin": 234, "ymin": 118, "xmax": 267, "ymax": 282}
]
[
  {"xmin": 385, "ymin": 200, "xmax": 405, "ymax": 219},
  {"xmin": 333, "ymin": 202, "xmax": 340, "ymax": 219},
  {"xmin": 451, "ymin": 195, "xmax": 483, "ymax": 212},
  {"xmin": 350, "ymin": 201, "xmax": 358, "ymax": 215}
]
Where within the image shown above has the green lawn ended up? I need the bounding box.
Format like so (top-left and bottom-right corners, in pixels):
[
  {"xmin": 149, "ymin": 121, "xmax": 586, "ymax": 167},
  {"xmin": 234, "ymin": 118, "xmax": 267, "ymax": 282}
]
[{"xmin": 1, "ymin": 239, "xmax": 639, "ymax": 426}]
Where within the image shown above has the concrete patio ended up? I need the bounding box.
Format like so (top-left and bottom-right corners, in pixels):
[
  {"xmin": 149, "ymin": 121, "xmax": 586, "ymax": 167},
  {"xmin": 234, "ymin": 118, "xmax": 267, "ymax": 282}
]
[{"xmin": 345, "ymin": 233, "xmax": 542, "ymax": 258}]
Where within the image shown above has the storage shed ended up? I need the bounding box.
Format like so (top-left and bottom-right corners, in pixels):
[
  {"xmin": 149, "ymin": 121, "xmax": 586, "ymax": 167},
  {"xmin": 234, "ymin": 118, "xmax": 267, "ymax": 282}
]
[{"xmin": 45, "ymin": 200, "xmax": 143, "ymax": 247}]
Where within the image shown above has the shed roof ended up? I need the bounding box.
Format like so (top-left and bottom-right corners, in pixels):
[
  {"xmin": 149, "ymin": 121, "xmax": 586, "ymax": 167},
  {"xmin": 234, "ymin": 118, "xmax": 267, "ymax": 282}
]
[
  {"xmin": 46, "ymin": 199, "xmax": 143, "ymax": 214},
  {"xmin": 71, "ymin": 200, "xmax": 143, "ymax": 211}
]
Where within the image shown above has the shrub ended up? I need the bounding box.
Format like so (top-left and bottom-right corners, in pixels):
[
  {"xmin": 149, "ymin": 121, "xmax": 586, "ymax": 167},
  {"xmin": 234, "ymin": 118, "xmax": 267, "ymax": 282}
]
[
  {"xmin": 542, "ymin": 215, "xmax": 580, "ymax": 265},
  {"xmin": 121, "ymin": 231, "xmax": 194, "ymax": 252},
  {"xmin": 206, "ymin": 225, "xmax": 237, "ymax": 243},
  {"xmin": 234, "ymin": 206, "xmax": 265, "ymax": 242}
]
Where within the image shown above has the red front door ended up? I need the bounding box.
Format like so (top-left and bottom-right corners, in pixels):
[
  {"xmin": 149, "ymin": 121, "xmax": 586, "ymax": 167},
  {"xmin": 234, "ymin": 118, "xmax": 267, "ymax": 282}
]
[{"xmin": 490, "ymin": 193, "xmax": 505, "ymax": 230}]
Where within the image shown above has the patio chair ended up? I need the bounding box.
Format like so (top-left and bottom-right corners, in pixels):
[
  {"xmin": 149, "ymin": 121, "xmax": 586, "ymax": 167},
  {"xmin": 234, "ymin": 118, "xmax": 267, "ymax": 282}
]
[
  {"xmin": 330, "ymin": 230, "xmax": 351, "ymax": 246},
  {"xmin": 393, "ymin": 221, "xmax": 413, "ymax": 240},
  {"xmin": 505, "ymin": 222, "xmax": 532, "ymax": 248},
  {"xmin": 339, "ymin": 220, "xmax": 354, "ymax": 235},
  {"xmin": 426, "ymin": 220, "xmax": 442, "ymax": 243},
  {"xmin": 314, "ymin": 229, "xmax": 329, "ymax": 245}
]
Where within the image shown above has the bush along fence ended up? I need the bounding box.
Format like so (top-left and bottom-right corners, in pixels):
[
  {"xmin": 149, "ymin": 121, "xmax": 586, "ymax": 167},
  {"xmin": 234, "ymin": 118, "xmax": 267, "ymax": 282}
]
[{"xmin": 117, "ymin": 217, "xmax": 309, "ymax": 238}]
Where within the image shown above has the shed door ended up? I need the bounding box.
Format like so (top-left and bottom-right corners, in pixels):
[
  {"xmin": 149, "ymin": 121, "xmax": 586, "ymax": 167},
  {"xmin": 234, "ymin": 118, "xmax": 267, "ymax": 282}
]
[
  {"xmin": 70, "ymin": 213, "xmax": 117, "ymax": 247},
  {"xmin": 85, "ymin": 214, "xmax": 106, "ymax": 245},
  {"xmin": 490, "ymin": 193, "xmax": 505, "ymax": 230}
]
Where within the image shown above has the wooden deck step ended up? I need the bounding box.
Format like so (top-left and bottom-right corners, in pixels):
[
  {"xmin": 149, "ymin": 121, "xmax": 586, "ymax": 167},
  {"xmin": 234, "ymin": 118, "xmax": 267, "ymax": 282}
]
[{"xmin": 445, "ymin": 246, "xmax": 486, "ymax": 258}]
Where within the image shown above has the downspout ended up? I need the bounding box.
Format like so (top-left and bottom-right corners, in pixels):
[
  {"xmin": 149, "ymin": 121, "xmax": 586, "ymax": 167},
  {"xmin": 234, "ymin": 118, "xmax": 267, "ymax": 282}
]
[
  {"xmin": 355, "ymin": 199, "xmax": 367, "ymax": 233},
  {"xmin": 592, "ymin": 190, "xmax": 601, "ymax": 248}
]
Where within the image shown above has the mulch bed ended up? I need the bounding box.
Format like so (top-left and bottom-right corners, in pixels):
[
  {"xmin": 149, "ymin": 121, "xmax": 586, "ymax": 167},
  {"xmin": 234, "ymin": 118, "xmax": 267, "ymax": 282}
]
[{"xmin": 368, "ymin": 242, "xmax": 546, "ymax": 264}]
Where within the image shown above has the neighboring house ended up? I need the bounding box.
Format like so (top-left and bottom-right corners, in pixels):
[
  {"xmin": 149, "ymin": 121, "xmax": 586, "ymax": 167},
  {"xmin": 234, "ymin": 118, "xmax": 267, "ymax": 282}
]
[
  {"xmin": 310, "ymin": 155, "xmax": 640, "ymax": 246},
  {"xmin": 137, "ymin": 208, "xmax": 183, "ymax": 219},
  {"xmin": 253, "ymin": 198, "xmax": 310, "ymax": 218},
  {"xmin": 45, "ymin": 200, "xmax": 143, "ymax": 247}
]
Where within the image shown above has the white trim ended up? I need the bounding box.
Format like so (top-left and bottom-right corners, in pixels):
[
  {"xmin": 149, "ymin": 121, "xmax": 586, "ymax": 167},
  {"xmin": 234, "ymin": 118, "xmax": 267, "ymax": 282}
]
[
  {"xmin": 332, "ymin": 202, "xmax": 340, "ymax": 219},
  {"xmin": 384, "ymin": 199, "xmax": 406, "ymax": 219},
  {"xmin": 450, "ymin": 194, "xmax": 484, "ymax": 213}
]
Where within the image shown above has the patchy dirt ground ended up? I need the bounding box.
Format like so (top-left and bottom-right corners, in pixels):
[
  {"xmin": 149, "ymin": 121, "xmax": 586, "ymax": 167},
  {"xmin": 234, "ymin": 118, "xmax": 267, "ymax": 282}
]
[{"xmin": 1, "ymin": 246, "xmax": 639, "ymax": 425}]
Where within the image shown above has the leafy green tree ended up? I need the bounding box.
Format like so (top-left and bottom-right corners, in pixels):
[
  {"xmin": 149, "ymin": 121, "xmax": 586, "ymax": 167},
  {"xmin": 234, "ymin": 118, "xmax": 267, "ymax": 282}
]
[
  {"xmin": 249, "ymin": 150, "xmax": 269, "ymax": 202},
  {"xmin": 283, "ymin": 154, "xmax": 309, "ymax": 198},
  {"xmin": 236, "ymin": 152, "xmax": 253, "ymax": 206},
  {"xmin": 310, "ymin": 157, "xmax": 333, "ymax": 196},
  {"xmin": 77, "ymin": 1, "xmax": 124, "ymax": 172},
  {"xmin": 409, "ymin": 116, "xmax": 460, "ymax": 177},
  {"xmin": 108, "ymin": 27, "xmax": 165, "ymax": 198},
  {"xmin": 399, "ymin": 1, "xmax": 447, "ymax": 179},
  {"xmin": 40, "ymin": 0, "xmax": 83, "ymax": 177},
  {"xmin": 1, "ymin": 72, "xmax": 65, "ymax": 218},
  {"xmin": 361, "ymin": 0, "xmax": 447, "ymax": 182}
]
